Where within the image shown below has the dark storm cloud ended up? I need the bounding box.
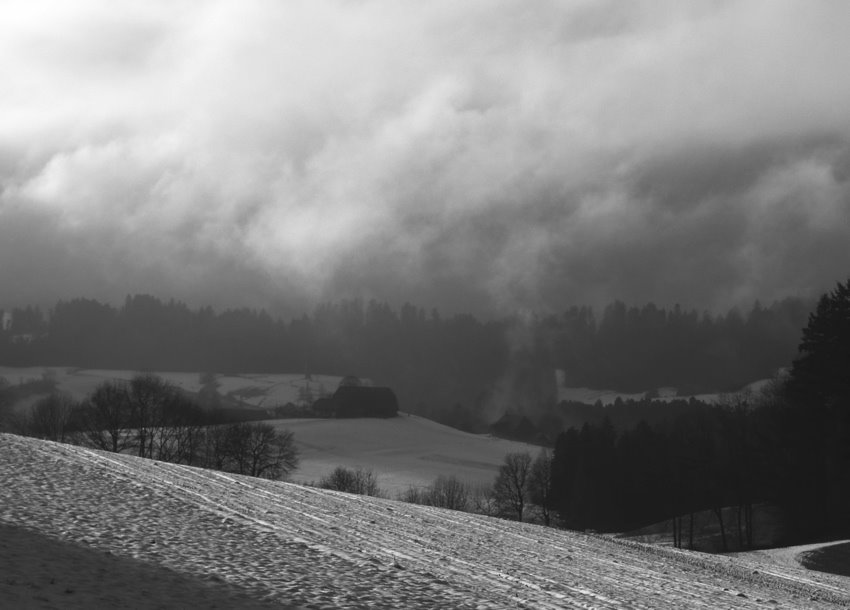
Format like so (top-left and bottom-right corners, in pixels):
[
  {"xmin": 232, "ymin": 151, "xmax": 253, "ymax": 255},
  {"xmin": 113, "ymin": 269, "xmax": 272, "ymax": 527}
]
[{"xmin": 2, "ymin": 1, "xmax": 850, "ymax": 315}]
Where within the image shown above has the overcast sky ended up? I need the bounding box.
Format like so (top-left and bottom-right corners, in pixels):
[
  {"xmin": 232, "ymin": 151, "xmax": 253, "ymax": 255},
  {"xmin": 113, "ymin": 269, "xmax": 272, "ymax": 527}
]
[{"xmin": 2, "ymin": 0, "xmax": 849, "ymax": 317}]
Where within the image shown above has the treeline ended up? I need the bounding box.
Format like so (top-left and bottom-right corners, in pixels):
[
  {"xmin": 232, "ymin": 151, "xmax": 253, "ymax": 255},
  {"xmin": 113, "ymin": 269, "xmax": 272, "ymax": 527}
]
[
  {"xmin": 306, "ymin": 280, "xmax": 850, "ymax": 548},
  {"xmin": 550, "ymin": 280, "xmax": 850, "ymax": 545},
  {"xmin": 7, "ymin": 373, "xmax": 299, "ymax": 481},
  {"xmin": 1, "ymin": 294, "xmax": 810, "ymax": 426}
]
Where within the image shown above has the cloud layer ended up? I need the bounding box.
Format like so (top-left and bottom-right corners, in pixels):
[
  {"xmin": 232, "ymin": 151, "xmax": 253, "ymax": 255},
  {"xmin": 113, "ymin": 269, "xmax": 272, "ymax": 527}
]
[{"xmin": 2, "ymin": 0, "xmax": 850, "ymax": 315}]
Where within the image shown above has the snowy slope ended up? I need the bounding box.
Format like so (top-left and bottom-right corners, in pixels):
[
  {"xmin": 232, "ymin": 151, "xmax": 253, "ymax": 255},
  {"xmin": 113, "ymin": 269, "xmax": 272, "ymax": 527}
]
[
  {"xmin": 1, "ymin": 433, "xmax": 848, "ymax": 609},
  {"xmin": 279, "ymin": 415, "xmax": 540, "ymax": 493}
]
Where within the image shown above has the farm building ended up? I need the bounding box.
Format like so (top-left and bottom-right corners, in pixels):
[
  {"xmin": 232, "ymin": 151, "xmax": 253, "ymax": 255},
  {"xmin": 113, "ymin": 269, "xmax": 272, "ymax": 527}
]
[
  {"xmin": 332, "ymin": 386, "xmax": 398, "ymax": 418},
  {"xmin": 338, "ymin": 375, "xmax": 363, "ymax": 388},
  {"xmin": 312, "ymin": 397, "xmax": 336, "ymax": 417}
]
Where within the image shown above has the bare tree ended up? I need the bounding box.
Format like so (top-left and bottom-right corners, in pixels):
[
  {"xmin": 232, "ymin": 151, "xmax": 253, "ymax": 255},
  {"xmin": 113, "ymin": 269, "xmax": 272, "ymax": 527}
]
[
  {"xmin": 243, "ymin": 424, "xmax": 299, "ymax": 479},
  {"xmin": 27, "ymin": 392, "xmax": 76, "ymax": 442},
  {"xmin": 493, "ymin": 451, "xmax": 533, "ymax": 522},
  {"xmin": 77, "ymin": 381, "xmax": 136, "ymax": 453},
  {"xmin": 153, "ymin": 396, "xmax": 207, "ymax": 465},
  {"xmin": 398, "ymin": 485, "xmax": 425, "ymax": 504},
  {"xmin": 202, "ymin": 423, "xmax": 231, "ymax": 471},
  {"xmin": 425, "ymin": 475, "xmax": 470, "ymax": 511},
  {"xmin": 470, "ymin": 482, "xmax": 500, "ymax": 517},
  {"xmin": 202, "ymin": 422, "xmax": 299, "ymax": 480},
  {"xmin": 529, "ymin": 448, "xmax": 555, "ymax": 526},
  {"xmin": 319, "ymin": 466, "xmax": 382, "ymax": 496},
  {"xmin": 130, "ymin": 374, "xmax": 177, "ymax": 459}
]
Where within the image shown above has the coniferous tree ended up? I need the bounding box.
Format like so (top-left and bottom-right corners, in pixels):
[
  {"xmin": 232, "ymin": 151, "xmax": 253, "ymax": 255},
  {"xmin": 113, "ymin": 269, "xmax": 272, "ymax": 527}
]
[{"xmin": 783, "ymin": 278, "xmax": 850, "ymax": 537}]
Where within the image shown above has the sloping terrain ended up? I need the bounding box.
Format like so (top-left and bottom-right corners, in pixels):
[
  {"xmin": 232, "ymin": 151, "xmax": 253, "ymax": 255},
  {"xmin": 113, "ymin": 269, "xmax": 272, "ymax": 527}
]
[
  {"xmin": 278, "ymin": 415, "xmax": 540, "ymax": 493},
  {"xmin": 734, "ymin": 541, "xmax": 850, "ymax": 579},
  {"xmin": 2, "ymin": 434, "xmax": 849, "ymax": 609}
]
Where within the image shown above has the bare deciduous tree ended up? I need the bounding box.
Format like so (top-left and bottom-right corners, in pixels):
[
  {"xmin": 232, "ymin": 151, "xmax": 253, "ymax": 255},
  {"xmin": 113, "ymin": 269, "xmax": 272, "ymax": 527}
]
[
  {"xmin": 529, "ymin": 448, "xmax": 555, "ymax": 526},
  {"xmin": 202, "ymin": 422, "xmax": 299, "ymax": 480},
  {"xmin": 493, "ymin": 451, "xmax": 533, "ymax": 522},
  {"xmin": 319, "ymin": 466, "xmax": 382, "ymax": 496},
  {"xmin": 77, "ymin": 381, "xmax": 136, "ymax": 453},
  {"xmin": 470, "ymin": 482, "xmax": 500, "ymax": 517},
  {"xmin": 243, "ymin": 424, "xmax": 299, "ymax": 479},
  {"xmin": 27, "ymin": 392, "xmax": 76, "ymax": 442},
  {"xmin": 425, "ymin": 475, "xmax": 469, "ymax": 511},
  {"xmin": 130, "ymin": 374, "xmax": 177, "ymax": 459}
]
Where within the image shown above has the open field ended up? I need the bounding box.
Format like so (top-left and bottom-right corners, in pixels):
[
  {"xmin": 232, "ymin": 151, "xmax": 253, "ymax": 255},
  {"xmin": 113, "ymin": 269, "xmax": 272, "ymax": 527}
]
[
  {"xmin": 2, "ymin": 433, "xmax": 849, "ymax": 609},
  {"xmin": 2, "ymin": 366, "xmax": 768, "ymax": 413},
  {"xmin": 274, "ymin": 415, "xmax": 541, "ymax": 494},
  {"xmin": 556, "ymin": 379, "xmax": 773, "ymax": 406},
  {"xmin": 0, "ymin": 365, "xmax": 545, "ymax": 494},
  {"xmin": 0, "ymin": 366, "xmax": 349, "ymax": 409}
]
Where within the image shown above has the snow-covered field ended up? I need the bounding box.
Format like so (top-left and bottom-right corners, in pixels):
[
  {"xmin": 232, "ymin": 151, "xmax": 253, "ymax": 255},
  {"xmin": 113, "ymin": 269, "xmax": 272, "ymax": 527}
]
[
  {"xmin": 2, "ymin": 366, "xmax": 770, "ymax": 411},
  {"xmin": 0, "ymin": 366, "xmax": 349, "ymax": 408},
  {"xmin": 278, "ymin": 415, "xmax": 540, "ymax": 494},
  {"xmin": 556, "ymin": 379, "xmax": 774, "ymax": 406},
  {"xmin": 2, "ymin": 433, "xmax": 848, "ymax": 609}
]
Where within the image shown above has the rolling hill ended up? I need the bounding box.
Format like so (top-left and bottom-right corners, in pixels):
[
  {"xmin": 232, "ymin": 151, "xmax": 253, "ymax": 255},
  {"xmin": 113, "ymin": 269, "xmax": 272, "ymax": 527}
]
[
  {"xmin": 276, "ymin": 415, "xmax": 540, "ymax": 494},
  {"xmin": 2, "ymin": 433, "xmax": 848, "ymax": 609}
]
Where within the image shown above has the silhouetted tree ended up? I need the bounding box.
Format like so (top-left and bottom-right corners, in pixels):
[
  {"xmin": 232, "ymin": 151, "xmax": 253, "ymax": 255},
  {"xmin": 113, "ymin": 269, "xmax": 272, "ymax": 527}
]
[
  {"xmin": 130, "ymin": 374, "xmax": 176, "ymax": 459},
  {"xmin": 424, "ymin": 475, "xmax": 470, "ymax": 511},
  {"xmin": 493, "ymin": 452, "xmax": 533, "ymax": 521},
  {"xmin": 203, "ymin": 422, "xmax": 299, "ymax": 479},
  {"xmin": 787, "ymin": 278, "xmax": 850, "ymax": 410},
  {"xmin": 27, "ymin": 392, "xmax": 76, "ymax": 442},
  {"xmin": 529, "ymin": 449, "xmax": 555, "ymax": 526},
  {"xmin": 782, "ymin": 278, "xmax": 850, "ymax": 537},
  {"xmin": 318, "ymin": 466, "xmax": 382, "ymax": 496},
  {"xmin": 77, "ymin": 380, "xmax": 136, "ymax": 453}
]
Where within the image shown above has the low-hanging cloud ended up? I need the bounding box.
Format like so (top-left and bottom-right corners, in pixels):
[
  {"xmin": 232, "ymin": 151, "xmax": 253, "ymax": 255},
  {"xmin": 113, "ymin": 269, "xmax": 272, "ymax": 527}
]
[{"xmin": 2, "ymin": 0, "xmax": 850, "ymax": 316}]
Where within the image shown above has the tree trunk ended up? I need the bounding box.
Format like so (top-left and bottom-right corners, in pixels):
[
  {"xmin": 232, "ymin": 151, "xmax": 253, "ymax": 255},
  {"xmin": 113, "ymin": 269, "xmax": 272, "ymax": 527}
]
[
  {"xmin": 745, "ymin": 502, "xmax": 754, "ymax": 549},
  {"xmin": 714, "ymin": 507, "xmax": 727, "ymax": 552},
  {"xmin": 737, "ymin": 504, "xmax": 744, "ymax": 549},
  {"xmin": 688, "ymin": 512, "xmax": 694, "ymax": 549}
]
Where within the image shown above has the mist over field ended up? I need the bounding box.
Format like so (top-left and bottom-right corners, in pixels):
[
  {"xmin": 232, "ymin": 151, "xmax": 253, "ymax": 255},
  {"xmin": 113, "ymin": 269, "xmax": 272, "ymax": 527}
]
[{"xmin": 2, "ymin": 1, "xmax": 850, "ymax": 316}]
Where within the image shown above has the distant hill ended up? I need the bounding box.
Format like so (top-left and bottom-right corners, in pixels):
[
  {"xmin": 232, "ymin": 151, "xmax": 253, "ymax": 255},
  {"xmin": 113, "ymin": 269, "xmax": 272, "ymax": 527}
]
[{"xmin": 274, "ymin": 415, "xmax": 540, "ymax": 494}]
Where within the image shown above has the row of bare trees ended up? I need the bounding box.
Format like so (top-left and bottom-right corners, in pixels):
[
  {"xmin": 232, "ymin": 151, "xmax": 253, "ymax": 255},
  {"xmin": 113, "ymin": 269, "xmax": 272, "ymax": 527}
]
[
  {"xmin": 21, "ymin": 374, "xmax": 299, "ymax": 480},
  {"xmin": 395, "ymin": 450, "xmax": 554, "ymax": 524}
]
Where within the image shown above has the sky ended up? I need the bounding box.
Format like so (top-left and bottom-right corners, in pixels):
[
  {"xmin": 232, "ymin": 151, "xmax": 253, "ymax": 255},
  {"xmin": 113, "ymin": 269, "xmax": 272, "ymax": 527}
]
[{"xmin": 2, "ymin": 0, "xmax": 849, "ymax": 317}]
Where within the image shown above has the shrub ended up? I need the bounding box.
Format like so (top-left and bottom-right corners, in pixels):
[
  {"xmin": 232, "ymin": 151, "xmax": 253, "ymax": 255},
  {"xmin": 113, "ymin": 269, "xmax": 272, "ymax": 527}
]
[{"xmin": 319, "ymin": 466, "xmax": 383, "ymax": 496}]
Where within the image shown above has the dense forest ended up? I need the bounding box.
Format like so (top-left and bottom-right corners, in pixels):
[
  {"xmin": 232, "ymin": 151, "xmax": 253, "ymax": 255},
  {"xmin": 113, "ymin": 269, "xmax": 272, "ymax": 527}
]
[
  {"xmin": 1, "ymin": 294, "xmax": 810, "ymax": 432},
  {"xmin": 550, "ymin": 280, "xmax": 850, "ymax": 543}
]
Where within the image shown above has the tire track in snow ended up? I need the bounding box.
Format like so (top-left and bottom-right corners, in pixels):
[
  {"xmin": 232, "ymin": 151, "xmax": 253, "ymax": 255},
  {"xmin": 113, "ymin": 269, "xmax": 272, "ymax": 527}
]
[{"xmin": 3, "ymin": 433, "xmax": 849, "ymax": 609}]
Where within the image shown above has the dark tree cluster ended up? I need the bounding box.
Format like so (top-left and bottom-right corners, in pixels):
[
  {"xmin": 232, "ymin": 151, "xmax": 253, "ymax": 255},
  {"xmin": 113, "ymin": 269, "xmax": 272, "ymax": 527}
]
[
  {"xmin": 1, "ymin": 294, "xmax": 810, "ymax": 433},
  {"xmin": 400, "ymin": 475, "xmax": 472, "ymax": 511},
  {"xmin": 317, "ymin": 466, "xmax": 383, "ymax": 497},
  {"xmin": 543, "ymin": 298, "xmax": 809, "ymax": 393},
  {"xmin": 332, "ymin": 386, "xmax": 399, "ymax": 418},
  {"xmin": 548, "ymin": 280, "xmax": 850, "ymax": 545},
  {"xmin": 549, "ymin": 401, "xmax": 770, "ymax": 548},
  {"xmin": 8, "ymin": 373, "xmax": 299, "ymax": 481}
]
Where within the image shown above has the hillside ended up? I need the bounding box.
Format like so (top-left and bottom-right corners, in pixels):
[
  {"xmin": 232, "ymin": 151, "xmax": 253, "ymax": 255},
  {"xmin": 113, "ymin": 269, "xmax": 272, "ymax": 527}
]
[
  {"xmin": 276, "ymin": 415, "xmax": 540, "ymax": 494},
  {"xmin": 2, "ymin": 434, "xmax": 849, "ymax": 609}
]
